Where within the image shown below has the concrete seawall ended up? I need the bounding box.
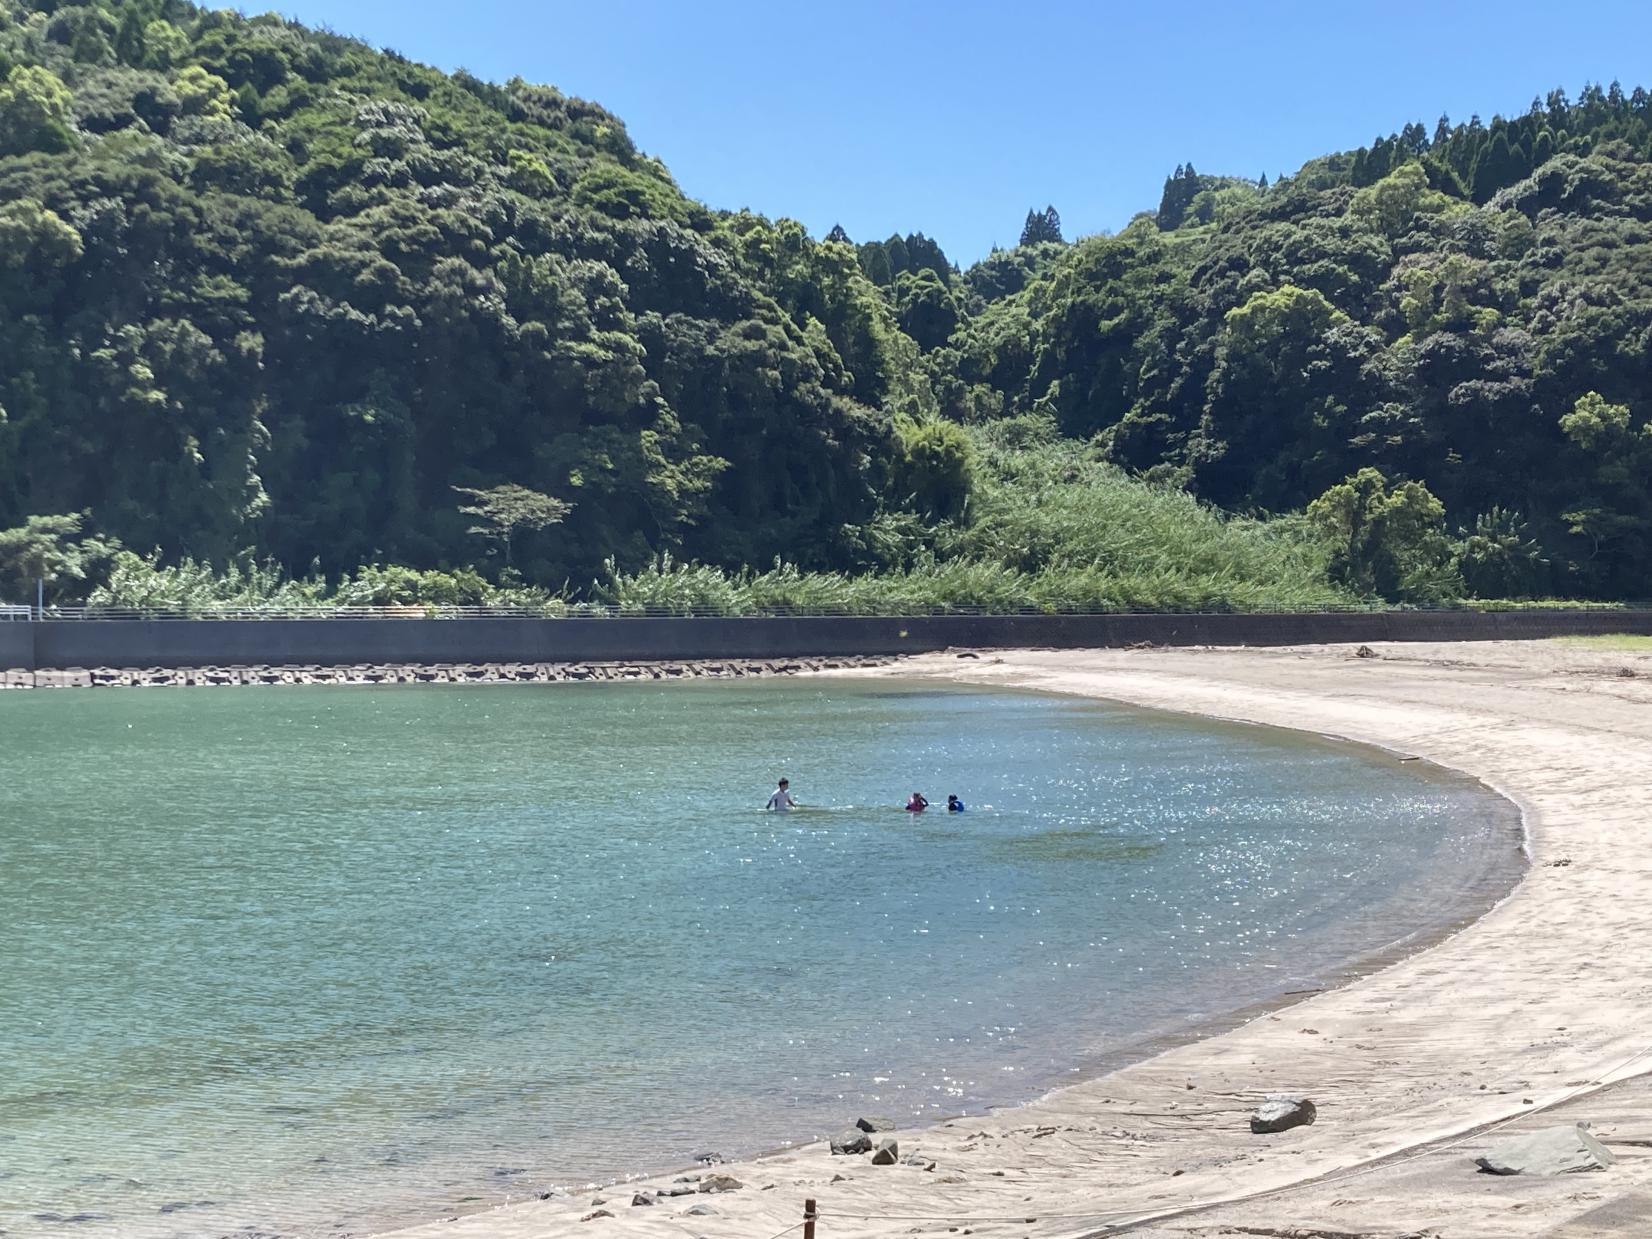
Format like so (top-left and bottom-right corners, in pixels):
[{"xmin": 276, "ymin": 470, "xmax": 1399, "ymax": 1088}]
[{"xmin": 3, "ymin": 608, "xmax": 1650, "ymax": 671}]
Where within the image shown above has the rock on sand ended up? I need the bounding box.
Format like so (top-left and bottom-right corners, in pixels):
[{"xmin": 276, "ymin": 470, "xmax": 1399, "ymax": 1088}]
[
  {"xmin": 1476, "ymin": 1124, "xmax": 1615, "ymax": 1175},
  {"xmin": 1250, "ymin": 1096, "xmax": 1317, "ymax": 1134},
  {"xmin": 831, "ymin": 1130, "xmax": 873, "ymax": 1155}
]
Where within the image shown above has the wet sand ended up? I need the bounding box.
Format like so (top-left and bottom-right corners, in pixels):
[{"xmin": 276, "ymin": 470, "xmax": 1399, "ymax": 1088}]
[{"xmin": 379, "ymin": 639, "xmax": 1652, "ymax": 1239}]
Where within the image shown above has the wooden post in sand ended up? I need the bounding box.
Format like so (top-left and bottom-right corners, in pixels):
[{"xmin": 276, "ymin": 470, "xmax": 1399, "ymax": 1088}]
[{"xmin": 803, "ymin": 1197, "xmax": 817, "ymax": 1239}]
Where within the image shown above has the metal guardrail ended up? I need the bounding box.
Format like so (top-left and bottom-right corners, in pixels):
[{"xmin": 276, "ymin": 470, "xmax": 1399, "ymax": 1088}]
[{"xmin": 19, "ymin": 601, "xmax": 1637, "ymax": 621}]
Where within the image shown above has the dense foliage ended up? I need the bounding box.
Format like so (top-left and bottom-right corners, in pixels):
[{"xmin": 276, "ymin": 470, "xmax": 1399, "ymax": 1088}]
[
  {"xmin": 941, "ymin": 96, "xmax": 1652, "ymax": 600},
  {"xmin": 2, "ymin": 0, "xmax": 1650, "ymax": 609},
  {"xmin": 77, "ymin": 428, "xmax": 1353, "ymax": 614}
]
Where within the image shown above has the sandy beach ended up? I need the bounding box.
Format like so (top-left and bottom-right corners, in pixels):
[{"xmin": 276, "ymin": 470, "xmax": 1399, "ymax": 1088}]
[{"xmin": 381, "ymin": 638, "xmax": 1652, "ymax": 1239}]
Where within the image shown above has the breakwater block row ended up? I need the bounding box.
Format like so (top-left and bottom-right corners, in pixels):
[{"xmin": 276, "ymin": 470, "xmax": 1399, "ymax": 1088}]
[{"xmin": 0, "ymin": 655, "xmax": 894, "ymax": 690}]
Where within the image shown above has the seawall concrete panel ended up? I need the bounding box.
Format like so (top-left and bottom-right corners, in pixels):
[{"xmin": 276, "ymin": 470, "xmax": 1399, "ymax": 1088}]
[
  {"xmin": 10, "ymin": 608, "xmax": 1652, "ymax": 671},
  {"xmin": 0, "ymin": 622, "xmax": 34, "ymax": 670}
]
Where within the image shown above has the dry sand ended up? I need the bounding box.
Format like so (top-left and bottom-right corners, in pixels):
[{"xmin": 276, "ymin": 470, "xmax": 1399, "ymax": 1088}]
[{"xmin": 382, "ymin": 639, "xmax": 1652, "ymax": 1239}]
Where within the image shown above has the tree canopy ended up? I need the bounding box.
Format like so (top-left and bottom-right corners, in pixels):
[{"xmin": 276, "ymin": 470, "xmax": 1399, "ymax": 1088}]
[{"xmin": 2, "ymin": 0, "xmax": 1651, "ymax": 607}]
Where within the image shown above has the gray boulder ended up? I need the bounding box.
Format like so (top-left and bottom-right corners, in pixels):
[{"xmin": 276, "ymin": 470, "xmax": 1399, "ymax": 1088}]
[
  {"xmin": 1250, "ymin": 1095, "xmax": 1317, "ymax": 1134},
  {"xmin": 698, "ymin": 1174, "xmax": 743, "ymax": 1193},
  {"xmin": 855, "ymin": 1116, "xmax": 897, "ymax": 1133},
  {"xmin": 1476, "ymin": 1124, "xmax": 1615, "ymax": 1176},
  {"xmin": 630, "ymin": 1192, "xmax": 655, "ymax": 1207},
  {"xmin": 870, "ymin": 1137, "xmax": 900, "ymax": 1166},
  {"xmin": 831, "ymin": 1130, "xmax": 873, "ymax": 1155}
]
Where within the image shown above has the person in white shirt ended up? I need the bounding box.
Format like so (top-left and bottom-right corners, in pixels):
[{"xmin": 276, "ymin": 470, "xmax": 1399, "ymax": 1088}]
[{"xmin": 766, "ymin": 778, "xmax": 797, "ymax": 811}]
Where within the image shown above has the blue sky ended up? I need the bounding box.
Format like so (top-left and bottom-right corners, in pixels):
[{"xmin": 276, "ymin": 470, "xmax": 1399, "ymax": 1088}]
[{"xmin": 284, "ymin": 0, "xmax": 1652, "ymax": 264}]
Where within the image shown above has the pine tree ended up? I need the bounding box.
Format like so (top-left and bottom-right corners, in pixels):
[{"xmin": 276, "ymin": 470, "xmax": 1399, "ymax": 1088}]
[
  {"xmin": 883, "ymin": 234, "xmax": 910, "ymax": 277},
  {"xmin": 1470, "ymin": 130, "xmax": 1516, "ymax": 202},
  {"xmin": 825, "ymin": 223, "xmax": 851, "ymax": 245},
  {"xmin": 1258, "ymin": 172, "xmax": 1269, "ymax": 190},
  {"xmin": 1018, "ymin": 209, "xmax": 1042, "ymax": 246},
  {"xmin": 1533, "ymin": 128, "xmax": 1555, "ymax": 166},
  {"xmin": 905, "ymin": 232, "xmax": 952, "ymax": 273},
  {"xmin": 114, "ymin": 7, "xmax": 147, "ymax": 66},
  {"xmin": 857, "ymin": 242, "xmax": 892, "ymax": 286},
  {"xmin": 1019, "ymin": 207, "xmax": 1063, "ymax": 246},
  {"xmin": 1350, "ymin": 147, "xmax": 1371, "ymax": 187},
  {"xmin": 1156, "ymin": 165, "xmax": 1201, "ymax": 230}
]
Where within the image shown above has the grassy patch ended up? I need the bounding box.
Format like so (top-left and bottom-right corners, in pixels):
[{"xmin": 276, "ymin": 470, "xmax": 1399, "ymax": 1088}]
[{"xmin": 1551, "ymin": 634, "xmax": 1652, "ymax": 650}]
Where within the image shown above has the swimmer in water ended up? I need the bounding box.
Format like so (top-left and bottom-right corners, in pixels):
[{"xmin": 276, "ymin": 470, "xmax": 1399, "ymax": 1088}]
[
  {"xmin": 946, "ymin": 794, "xmax": 966, "ymax": 812},
  {"xmin": 766, "ymin": 778, "xmax": 796, "ymax": 812},
  {"xmin": 906, "ymin": 791, "xmax": 929, "ymax": 813}
]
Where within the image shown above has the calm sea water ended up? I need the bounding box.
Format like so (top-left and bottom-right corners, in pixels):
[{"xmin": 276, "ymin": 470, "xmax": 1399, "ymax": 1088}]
[{"xmin": 0, "ymin": 679, "xmax": 1518, "ymax": 1238}]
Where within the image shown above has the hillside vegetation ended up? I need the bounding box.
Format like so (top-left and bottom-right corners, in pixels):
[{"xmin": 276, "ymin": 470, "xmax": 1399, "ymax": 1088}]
[{"xmin": 1, "ymin": 1, "xmax": 1649, "ymax": 610}]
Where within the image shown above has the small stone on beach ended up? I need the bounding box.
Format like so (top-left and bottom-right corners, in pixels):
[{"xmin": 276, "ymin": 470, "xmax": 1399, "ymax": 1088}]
[
  {"xmin": 871, "ymin": 1137, "xmax": 900, "ymax": 1165},
  {"xmin": 698, "ymin": 1173, "xmax": 743, "ymax": 1193},
  {"xmin": 832, "ymin": 1130, "xmax": 873, "ymax": 1155},
  {"xmin": 1250, "ymin": 1096, "xmax": 1317, "ymax": 1134}
]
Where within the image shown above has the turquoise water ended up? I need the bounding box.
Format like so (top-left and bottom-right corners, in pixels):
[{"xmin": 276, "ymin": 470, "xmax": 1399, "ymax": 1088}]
[{"xmin": 0, "ymin": 679, "xmax": 1517, "ymax": 1238}]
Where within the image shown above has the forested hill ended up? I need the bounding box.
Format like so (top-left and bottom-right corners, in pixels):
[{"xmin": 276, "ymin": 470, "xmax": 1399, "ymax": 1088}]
[
  {"xmin": 0, "ymin": 0, "xmax": 916, "ymax": 585},
  {"xmin": 2, "ymin": 1, "xmax": 1650, "ymax": 608}
]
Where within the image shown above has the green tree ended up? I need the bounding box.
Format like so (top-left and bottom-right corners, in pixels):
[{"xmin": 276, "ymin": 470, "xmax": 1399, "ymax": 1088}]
[
  {"xmin": 893, "ymin": 268, "xmax": 961, "ymax": 351},
  {"xmin": 891, "ymin": 420, "xmax": 975, "ymax": 522},
  {"xmin": 142, "ymin": 20, "xmax": 190, "ymax": 71},
  {"xmin": 115, "ymin": 7, "xmax": 148, "ymax": 67},
  {"xmin": 1019, "ymin": 205, "xmax": 1063, "ymax": 245},
  {"xmin": 173, "ymin": 66, "xmax": 234, "ymax": 119},
  {"xmin": 1554, "ymin": 392, "xmax": 1652, "ymax": 594},
  {"xmin": 1156, "ymin": 163, "xmax": 1200, "ymax": 228},
  {"xmin": 453, "ymin": 484, "xmax": 573, "ymax": 569},
  {"xmin": 1455, "ymin": 507, "xmax": 1548, "ymax": 598},
  {"xmin": 0, "ymin": 198, "xmax": 84, "ymax": 273},
  {"xmin": 0, "ymin": 514, "xmax": 121, "ymax": 607},
  {"xmin": 1307, "ymin": 469, "xmax": 1462, "ymax": 603},
  {"xmin": 1195, "ymin": 284, "xmax": 1364, "ymax": 509},
  {"xmin": 1469, "ymin": 130, "xmax": 1522, "ymax": 202},
  {"xmin": 0, "ymin": 65, "xmax": 76, "ymax": 156},
  {"xmin": 506, "ymin": 148, "xmax": 557, "ymax": 198},
  {"xmin": 1348, "ymin": 161, "xmax": 1455, "ymax": 237}
]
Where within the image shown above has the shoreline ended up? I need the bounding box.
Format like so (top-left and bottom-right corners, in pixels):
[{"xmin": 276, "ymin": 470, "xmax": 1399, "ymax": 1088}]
[
  {"xmin": 0, "ymin": 653, "xmax": 894, "ymax": 690},
  {"xmin": 373, "ymin": 638, "xmax": 1652, "ymax": 1238}
]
